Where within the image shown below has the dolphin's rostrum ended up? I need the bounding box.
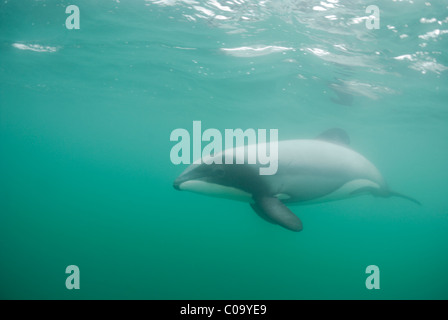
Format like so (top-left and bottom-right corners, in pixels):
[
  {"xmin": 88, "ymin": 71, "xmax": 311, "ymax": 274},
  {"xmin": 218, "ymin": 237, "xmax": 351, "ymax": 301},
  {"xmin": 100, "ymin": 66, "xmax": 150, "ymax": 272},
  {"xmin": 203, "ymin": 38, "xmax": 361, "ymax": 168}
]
[{"xmin": 173, "ymin": 129, "xmax": 420, "ymax": 232}]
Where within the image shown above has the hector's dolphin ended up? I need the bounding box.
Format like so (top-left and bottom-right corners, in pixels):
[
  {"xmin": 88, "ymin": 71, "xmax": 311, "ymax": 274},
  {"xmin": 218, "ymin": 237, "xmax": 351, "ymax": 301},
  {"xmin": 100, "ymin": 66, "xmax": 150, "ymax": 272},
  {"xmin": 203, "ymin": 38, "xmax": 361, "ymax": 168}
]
[{"xmin": 173, "ymin": 129, "xmax": 420, "ymax": 232}]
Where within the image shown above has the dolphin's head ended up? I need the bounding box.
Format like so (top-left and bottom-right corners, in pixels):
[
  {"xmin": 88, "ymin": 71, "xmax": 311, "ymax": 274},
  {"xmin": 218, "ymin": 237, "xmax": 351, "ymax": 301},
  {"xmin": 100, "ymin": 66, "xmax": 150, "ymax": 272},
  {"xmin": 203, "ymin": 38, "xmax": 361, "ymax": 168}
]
[{"xmin": 173, "ymin": 159, "xmax": 260, "ymax": 202}]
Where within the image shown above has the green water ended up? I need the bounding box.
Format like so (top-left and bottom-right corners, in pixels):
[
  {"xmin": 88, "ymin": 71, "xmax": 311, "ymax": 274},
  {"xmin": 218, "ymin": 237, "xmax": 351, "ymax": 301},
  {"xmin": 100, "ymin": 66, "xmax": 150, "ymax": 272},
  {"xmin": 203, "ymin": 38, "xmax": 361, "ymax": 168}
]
[{"xmin": 1, "ymin": 0, "xmax": 447, "ymax": 300}]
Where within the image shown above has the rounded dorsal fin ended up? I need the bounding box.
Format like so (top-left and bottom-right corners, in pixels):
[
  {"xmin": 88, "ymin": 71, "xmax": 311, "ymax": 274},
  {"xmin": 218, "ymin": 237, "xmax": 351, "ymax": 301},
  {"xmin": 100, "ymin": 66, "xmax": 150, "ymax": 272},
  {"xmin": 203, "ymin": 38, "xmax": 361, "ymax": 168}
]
[{"xmin": 315, "ymin": 128, "xmax": 350, "ymax": 146}]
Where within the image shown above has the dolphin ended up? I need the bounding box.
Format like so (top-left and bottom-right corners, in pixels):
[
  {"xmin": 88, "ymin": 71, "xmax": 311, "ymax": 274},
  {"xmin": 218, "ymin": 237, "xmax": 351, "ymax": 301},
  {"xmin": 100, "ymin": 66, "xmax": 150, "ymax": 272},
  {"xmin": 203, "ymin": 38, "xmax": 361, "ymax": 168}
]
[{"xmin": 173, "ymin": 129, "xmax": 420, "ymax": 232}]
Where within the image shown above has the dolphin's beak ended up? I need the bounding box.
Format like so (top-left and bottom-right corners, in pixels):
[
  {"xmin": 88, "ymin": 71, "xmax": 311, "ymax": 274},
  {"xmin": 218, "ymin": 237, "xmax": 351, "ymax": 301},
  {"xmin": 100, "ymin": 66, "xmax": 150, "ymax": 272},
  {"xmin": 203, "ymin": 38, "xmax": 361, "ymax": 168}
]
[
  {"xmin": 173, "ymin": 163, "xmax": 202, "ymax": 191},
  {"xmin": 173, "ymin": 174, "xmax": 189, "ymax": 191}
]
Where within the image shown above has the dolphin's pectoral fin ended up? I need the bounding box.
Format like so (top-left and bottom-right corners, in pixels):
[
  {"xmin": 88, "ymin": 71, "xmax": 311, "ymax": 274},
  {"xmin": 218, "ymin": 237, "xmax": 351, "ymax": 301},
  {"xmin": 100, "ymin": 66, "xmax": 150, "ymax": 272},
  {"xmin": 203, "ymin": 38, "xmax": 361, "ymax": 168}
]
[
  {"xmin": 250, "ymin": 197, "xmax": 303, "ymax": 232},
  {"xmin": 250, "ymin": 202, "xmax": 278, "ymax": 225},
  {"xmin": 316, "ymin": 128, "xmax": 350, "ymax": 146}
]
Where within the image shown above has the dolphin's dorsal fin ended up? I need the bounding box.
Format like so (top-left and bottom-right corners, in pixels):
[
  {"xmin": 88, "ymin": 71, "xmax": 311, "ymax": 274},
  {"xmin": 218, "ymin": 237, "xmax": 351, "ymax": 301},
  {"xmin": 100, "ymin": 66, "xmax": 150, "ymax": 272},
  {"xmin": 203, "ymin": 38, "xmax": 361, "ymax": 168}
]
[
  {"xmin": 316, "ymin": 128, "xmax": 350, "ymax": 146},
  {"xmin": 250, "ymin": 197, "xmax": 303, "ymax": 232}
]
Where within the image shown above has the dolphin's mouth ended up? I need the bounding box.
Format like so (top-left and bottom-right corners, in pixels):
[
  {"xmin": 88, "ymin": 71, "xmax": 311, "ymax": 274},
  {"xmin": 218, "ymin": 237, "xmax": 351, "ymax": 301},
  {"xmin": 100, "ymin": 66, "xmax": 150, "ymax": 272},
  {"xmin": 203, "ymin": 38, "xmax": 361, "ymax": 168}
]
[
  {"xmin": 173, "ymin": 168, "xmax": 206, "ymax": 191},
  {"xmin": 173, "ymin": 175, "xmax": 193, "ymax": 190},
  {"xmin": 173, "ymin": 176, "xmax": 184, "ymax": 190},
  {"xmin": 173, "ymin": 179, "xmax": 252, "ymax": 202}
]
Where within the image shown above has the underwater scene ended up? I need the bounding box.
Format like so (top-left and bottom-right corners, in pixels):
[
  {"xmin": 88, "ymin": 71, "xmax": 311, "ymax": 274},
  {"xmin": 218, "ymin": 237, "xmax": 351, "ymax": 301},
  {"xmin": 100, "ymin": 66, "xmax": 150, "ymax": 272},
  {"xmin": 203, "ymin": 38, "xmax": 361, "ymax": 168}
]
[{"xmin": 1, "ymin": 0, "xmax": 448, "ymax": 300}]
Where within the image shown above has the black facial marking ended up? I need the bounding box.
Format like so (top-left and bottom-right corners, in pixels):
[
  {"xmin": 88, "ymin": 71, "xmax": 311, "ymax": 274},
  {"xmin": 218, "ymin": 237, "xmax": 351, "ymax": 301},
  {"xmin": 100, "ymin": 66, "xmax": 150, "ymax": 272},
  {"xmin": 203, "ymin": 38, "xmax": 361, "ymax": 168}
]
[{"xmin": 203, "ymin": 162, "xmax": 268, "ymax": 197}]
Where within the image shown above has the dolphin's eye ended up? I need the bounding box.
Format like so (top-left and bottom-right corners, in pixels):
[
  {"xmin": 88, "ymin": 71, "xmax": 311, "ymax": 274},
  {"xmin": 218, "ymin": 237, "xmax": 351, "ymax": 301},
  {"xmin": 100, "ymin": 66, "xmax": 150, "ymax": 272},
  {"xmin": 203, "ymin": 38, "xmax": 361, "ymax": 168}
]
[{"xmin": 214, "ymin": 167, "xmax": 226, "ymax": 178}]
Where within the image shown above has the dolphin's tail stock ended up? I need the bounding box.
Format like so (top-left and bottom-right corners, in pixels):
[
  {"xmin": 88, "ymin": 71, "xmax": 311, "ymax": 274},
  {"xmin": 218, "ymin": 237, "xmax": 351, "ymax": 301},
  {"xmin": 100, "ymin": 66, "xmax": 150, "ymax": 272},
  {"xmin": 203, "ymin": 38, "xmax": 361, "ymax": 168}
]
[
  {"xmin": 351, "ymin": 186, "xmax": 421, "ymax": 205},
  {"xmin": 387, "ymin": 190, "xmax": 421, "ymax": 206}
]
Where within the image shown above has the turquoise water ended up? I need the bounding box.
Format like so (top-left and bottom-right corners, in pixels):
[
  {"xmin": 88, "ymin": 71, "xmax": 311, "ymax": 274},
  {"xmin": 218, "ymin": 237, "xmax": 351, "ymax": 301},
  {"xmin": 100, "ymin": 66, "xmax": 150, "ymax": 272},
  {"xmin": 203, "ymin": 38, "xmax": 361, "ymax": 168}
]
[{"xmin": 1, "ymin": 0, "xmax": 447, "ymax": 299}]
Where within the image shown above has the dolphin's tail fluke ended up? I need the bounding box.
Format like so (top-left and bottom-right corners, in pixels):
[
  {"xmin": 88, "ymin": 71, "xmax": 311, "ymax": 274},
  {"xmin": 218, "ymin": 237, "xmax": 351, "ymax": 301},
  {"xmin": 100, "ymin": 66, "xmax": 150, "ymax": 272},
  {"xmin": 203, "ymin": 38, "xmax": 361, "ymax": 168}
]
[{"xmin": 387, "ymin": 190, "xmax": 421, "ymax": 206}]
